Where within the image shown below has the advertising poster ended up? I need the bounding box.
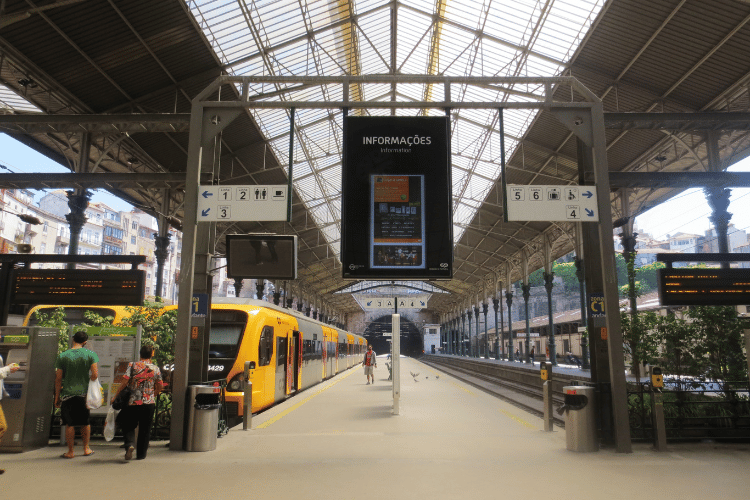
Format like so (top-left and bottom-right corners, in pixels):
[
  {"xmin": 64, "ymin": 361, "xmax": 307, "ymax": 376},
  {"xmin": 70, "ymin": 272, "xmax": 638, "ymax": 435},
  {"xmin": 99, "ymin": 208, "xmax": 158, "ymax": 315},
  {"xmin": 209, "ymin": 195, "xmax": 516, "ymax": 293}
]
[
  {"xmin": 70, "ymin": 327, "xmax": 140, "ymax": 415},
  {"xmin": 342, "ymin": 116, "xmax": 452, "ymax": 279}
]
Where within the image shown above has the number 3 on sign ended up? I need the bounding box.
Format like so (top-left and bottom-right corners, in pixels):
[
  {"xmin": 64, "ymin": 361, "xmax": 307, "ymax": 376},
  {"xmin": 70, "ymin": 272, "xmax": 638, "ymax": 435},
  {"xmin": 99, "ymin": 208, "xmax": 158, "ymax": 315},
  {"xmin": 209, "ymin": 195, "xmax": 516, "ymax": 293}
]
[
  {"xmin": 218, "ymin": 206, "xmax": 231, "ymax": 219},
  {"xmin": 566, "ymin": 205, "xmax": 581, "ymax": 220}
]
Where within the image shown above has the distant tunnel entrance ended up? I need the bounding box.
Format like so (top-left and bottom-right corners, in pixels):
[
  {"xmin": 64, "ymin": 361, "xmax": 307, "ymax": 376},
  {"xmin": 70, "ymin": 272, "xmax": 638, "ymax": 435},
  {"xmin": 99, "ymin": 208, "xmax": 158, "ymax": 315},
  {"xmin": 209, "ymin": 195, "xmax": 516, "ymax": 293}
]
[{"xmin": 363, "ymin": 315, "xmax": 422, "ymax": 357}]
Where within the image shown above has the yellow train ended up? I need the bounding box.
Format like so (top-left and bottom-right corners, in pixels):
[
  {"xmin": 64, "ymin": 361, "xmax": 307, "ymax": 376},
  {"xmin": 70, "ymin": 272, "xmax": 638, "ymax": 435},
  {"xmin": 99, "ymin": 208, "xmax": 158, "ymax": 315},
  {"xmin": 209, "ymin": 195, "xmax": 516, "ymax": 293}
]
[
  {"xmin": 24, "ymin": 299, "xmax": 367, "ymax": 419},
  {"xmin": 165, "ymin": 298, "xmax": 366, "ymax": 417}
]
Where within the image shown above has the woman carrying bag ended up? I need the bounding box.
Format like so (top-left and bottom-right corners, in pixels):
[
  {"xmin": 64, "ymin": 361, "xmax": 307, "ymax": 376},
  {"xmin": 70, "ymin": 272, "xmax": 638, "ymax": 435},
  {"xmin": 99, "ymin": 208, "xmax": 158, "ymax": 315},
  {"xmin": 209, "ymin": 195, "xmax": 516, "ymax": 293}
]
[{"xmin": 110, "ymin": 345, "xmax": 163, "ymax": 461}]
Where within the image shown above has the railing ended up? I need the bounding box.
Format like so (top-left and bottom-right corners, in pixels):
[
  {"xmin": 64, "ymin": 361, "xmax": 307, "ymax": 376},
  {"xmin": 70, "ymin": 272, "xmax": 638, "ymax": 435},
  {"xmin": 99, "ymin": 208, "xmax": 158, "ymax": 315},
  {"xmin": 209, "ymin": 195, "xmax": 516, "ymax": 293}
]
[{"xmin": 628, "ymin": 380, "xmax": 750, "ymax": 441}]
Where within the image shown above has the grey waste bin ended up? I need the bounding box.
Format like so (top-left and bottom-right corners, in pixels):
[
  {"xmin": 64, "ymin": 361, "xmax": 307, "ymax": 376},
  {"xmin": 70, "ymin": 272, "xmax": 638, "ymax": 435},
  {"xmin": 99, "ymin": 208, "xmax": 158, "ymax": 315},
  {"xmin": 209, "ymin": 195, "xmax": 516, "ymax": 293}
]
[
  {"xmin": 561, "ymin": 386, "xmax": 598, "ymax": 452},
  {"xmin": 185, "ymin": 385, "xmax": 221, "ymax": 452}
]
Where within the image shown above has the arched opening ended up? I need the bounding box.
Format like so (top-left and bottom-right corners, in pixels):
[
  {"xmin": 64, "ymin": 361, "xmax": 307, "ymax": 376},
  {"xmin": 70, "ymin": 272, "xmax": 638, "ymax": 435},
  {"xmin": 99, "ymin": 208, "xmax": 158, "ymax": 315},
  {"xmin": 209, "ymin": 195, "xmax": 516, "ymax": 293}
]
[{"xmin": 363, "ymin": 315, "xmax": 423, "ymax": 357}]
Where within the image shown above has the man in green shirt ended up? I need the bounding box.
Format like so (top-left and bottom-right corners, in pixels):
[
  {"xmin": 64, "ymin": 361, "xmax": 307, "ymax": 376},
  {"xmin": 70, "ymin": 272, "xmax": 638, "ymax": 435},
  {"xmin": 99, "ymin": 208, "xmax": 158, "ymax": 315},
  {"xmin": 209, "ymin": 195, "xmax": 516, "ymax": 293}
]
[{"xmin": 54, "ymin": 330, "xmax": 99, "ymax": 459}]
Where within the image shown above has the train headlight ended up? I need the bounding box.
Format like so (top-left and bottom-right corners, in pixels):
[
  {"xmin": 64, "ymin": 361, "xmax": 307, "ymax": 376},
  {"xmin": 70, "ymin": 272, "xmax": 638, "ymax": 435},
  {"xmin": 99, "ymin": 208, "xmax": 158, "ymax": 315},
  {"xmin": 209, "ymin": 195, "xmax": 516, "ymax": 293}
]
[{"xmin": 228, "ymin": 373, "xmax": 244, "ymax": 392}]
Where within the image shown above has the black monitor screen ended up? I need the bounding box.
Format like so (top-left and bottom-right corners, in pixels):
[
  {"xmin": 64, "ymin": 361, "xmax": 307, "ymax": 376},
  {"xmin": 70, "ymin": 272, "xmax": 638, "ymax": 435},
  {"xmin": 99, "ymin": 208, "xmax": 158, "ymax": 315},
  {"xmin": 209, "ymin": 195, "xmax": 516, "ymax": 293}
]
[{"xmin": 226, "ymin": 235, "xmax": 297, "ymax": 280}]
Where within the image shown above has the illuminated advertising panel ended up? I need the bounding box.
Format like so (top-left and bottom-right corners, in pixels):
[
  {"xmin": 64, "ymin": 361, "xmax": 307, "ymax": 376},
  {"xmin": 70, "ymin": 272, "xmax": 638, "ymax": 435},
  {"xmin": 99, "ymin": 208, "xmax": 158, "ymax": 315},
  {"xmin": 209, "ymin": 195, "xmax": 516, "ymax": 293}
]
[{"xmin": 342, "ymin": 116, "xmax": 452, "ymax": 279}]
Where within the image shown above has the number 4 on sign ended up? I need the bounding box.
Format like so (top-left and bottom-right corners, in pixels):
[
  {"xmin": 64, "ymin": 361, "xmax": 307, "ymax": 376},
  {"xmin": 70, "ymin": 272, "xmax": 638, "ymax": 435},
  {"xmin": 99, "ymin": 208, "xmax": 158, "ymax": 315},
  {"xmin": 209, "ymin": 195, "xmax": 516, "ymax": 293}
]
[{"xmin": 566, "ymin": 205, "xmax": 580, "ymax": 220}]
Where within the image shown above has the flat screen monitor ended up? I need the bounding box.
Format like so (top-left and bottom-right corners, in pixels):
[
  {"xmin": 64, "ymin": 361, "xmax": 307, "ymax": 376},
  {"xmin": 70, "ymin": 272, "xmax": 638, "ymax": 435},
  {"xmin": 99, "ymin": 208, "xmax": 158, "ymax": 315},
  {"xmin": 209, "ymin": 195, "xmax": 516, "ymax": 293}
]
[{"xmin": 226, "ymin": 234, "xmax": 297, "ymax": 280}]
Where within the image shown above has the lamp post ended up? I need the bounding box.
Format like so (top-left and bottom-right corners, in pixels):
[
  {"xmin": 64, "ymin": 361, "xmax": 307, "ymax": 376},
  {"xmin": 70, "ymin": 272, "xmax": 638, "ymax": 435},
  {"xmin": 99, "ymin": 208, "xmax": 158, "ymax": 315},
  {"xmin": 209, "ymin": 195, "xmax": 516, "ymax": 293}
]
[
  {"xmin": 483, "ymin": 301, "xmax": 489, "ymax": 359},
  {"xmin": 522, "ymin": 283, "xmax": 531, "ymax": 363},
  {"xmin": 506, "ymin": 290, "xmax": 514, "ymax": 361},
  {"xmin": 493, "ymin": 297, "xmax": 500, "ymax": 360},
  {"xmin": 474, "ymin": 304, "xmax": 480, "ymax": 358}
]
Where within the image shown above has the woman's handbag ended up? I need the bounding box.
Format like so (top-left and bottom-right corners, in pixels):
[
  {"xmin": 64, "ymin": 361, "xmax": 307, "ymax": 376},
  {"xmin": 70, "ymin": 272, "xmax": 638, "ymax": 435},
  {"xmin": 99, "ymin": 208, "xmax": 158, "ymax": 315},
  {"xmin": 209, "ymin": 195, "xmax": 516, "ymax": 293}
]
[{"xmin": 111, "ymin": 384, "xmax": 132, "ymax": 410}]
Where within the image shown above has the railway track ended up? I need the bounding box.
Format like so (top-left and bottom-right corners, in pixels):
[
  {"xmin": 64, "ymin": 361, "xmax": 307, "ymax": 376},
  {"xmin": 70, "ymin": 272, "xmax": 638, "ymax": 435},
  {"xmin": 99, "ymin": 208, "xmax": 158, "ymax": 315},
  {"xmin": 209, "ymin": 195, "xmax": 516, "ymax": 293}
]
[{"xmin": 420, "ymin": 356, "xmax": 567, "ymax": 428}]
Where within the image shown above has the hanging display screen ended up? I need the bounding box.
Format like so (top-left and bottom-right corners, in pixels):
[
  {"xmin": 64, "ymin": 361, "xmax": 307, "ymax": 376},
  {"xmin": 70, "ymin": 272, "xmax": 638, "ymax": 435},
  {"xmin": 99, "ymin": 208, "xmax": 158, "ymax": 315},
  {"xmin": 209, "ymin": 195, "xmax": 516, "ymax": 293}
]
[
  {"xmin": 225, "ymin": 234, "xmax": 298, "ymax": 280},
  {"xmin": 342, "ymin": 116, "xmax": 452, "ymax": 279}
]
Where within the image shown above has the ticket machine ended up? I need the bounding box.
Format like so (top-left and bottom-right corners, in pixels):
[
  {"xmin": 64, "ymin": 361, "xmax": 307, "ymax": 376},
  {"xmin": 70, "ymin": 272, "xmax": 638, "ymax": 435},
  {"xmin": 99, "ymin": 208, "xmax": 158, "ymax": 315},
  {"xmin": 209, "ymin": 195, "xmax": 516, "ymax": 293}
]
[{"xmin": 0, "ymin": 327, "xmax": 59, "ymax": 452}]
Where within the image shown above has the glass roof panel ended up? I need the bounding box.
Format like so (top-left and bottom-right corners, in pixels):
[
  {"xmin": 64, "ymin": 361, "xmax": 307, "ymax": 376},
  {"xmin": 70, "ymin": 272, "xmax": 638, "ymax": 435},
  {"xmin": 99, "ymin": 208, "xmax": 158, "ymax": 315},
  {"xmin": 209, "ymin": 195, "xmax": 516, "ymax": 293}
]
[
  {"xmin": 186, "ymin": 0, "xmax": 606, "ymax": 261},
  {"xmin": 0, "ymin": 84, "xmax": 41, "ymax": 113}
]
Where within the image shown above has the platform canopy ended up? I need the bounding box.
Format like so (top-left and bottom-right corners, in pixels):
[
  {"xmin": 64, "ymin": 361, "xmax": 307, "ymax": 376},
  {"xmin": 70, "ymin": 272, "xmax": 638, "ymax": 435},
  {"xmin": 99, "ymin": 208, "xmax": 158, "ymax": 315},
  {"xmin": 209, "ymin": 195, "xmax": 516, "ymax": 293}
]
[{"xmin": 2, "ymin": 0, "xmax": 750, "ymax": 315}]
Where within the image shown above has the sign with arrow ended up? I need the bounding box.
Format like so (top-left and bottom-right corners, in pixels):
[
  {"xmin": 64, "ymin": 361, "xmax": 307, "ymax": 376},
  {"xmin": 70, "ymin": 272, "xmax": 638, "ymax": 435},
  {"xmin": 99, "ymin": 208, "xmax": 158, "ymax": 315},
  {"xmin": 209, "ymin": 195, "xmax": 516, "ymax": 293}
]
[
  {"xmin": 505, "ymin": 184, "xmax": 599, "ymax": 222},
  {"xmin": 197, "ymin": 185, "xmax": 288, "ymax": 222}
]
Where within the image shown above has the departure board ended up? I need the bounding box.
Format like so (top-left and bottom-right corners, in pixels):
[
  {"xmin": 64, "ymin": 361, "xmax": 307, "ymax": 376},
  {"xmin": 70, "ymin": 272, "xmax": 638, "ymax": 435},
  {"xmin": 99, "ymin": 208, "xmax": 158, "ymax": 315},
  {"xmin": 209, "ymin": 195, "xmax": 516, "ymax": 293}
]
[
  {"xmin": 11, "ymin": 269, "xmax": 145, "ymax": 305},
  {"xmin": 657, "ymin": 268, "xmax": 750, "ymax": 306}
]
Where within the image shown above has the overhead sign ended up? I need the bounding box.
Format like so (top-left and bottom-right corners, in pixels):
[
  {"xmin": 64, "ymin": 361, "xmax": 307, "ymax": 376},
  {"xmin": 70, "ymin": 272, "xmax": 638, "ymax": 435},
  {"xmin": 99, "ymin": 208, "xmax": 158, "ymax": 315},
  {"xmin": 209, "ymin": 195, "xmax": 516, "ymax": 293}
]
[
  {"xmin": 657, "ymin": 268, "xmax": 750, "ymax": 306},
  {"xmin": 505, "ymin": 184, "xmax": 599, "ymax": 221},
  {"xmin": 360, "ymin": 295, "xmax": 429, "ymax": 310},
  {"xmin": 342, "ymin": 116, "xmax": 452, "ymax": 280},
  {"xmin": 197, "ymin": 185, "xmax": 288, "ymax": 221},
  {"xmin": 589, "ymin": 293, "xmax": 605, "ymax": 317}
]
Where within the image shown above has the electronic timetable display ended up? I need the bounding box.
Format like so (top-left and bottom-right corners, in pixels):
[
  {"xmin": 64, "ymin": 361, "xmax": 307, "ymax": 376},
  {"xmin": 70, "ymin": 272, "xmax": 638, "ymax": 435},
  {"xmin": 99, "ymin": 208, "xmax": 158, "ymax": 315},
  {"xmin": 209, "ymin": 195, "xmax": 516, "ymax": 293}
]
[{"xmin": 342, "ymin": 116, "xmax": 452, "ymax": 280}]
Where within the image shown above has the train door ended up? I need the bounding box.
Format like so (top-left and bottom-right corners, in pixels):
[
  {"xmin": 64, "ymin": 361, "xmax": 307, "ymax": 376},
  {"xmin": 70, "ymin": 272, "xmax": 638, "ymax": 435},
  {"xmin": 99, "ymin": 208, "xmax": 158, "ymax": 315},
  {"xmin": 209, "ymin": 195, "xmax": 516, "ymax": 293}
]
[
  {"xmin": 287, "ymin": 330, "xmax": 301, "ymax": 393},
  {"xmin": 335, "ymin": 341, "xmax": 339, "ymax": 374},
  {"xmin": 275, "ymin": 336, "xmax": 288, "ymax": 401}
]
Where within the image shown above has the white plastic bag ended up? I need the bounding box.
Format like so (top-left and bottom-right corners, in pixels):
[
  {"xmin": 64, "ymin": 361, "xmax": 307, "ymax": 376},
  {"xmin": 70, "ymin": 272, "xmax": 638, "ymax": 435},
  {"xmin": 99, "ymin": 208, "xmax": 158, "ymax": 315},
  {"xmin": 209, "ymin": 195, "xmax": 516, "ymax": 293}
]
[
  {"xmin": 103, "ymin": 406, "xmax": 119, "ymax": 442},
  {"xmin": 86, "ymin": 378, "xmax": 103, "ymax": 409}
]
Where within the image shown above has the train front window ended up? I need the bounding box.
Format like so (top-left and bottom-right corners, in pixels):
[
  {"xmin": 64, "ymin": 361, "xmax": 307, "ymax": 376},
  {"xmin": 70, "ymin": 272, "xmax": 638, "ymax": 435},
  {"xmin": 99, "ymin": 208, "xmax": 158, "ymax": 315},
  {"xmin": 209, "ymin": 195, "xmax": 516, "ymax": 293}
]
[{"xmin": 209, "ymin": 311, "xmax": 246, "ymax": 359}]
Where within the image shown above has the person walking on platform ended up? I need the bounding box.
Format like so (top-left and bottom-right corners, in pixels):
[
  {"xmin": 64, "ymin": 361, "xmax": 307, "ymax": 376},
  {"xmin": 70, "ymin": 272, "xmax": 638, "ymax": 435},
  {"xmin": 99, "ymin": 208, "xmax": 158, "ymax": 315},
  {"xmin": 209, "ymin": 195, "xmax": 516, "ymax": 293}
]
[
  {"xmin": 0, "ymin": 356, "xmax": 20, "ymax": 473},
  {"xmin": 363, "ymin": 345, "xmax": 377, "ymax": 385},
  {"xmin": 529, "ymin": 346, "xmax": 535, "ymax": 366},
  {"xmin": 54, "ymin": 330, "xmax": 99, "ymax": 459},
  {"xmin": 110, "ymin": 346, "xmax": 163, "ymax": 461}
]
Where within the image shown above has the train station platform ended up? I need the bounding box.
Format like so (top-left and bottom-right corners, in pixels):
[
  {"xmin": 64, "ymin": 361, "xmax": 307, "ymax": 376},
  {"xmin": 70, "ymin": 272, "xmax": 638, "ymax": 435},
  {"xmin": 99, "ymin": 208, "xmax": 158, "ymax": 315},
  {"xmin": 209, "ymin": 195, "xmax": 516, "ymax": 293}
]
[{"xmin": 3, "ymin": 356, "xmax": 748, "ymax": 499}]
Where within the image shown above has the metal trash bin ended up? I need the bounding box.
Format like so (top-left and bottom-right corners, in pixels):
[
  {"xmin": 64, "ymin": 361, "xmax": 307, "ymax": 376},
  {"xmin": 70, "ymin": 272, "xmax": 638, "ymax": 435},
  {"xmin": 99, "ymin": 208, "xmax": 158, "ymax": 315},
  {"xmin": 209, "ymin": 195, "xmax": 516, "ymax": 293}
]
[
  {"xmin": 185, "ymin": 385, "xmax": 221, "ymax": 452},
  {"xmin": 560, "ymin": 386, "xmax": 598, "ymax": 452}
]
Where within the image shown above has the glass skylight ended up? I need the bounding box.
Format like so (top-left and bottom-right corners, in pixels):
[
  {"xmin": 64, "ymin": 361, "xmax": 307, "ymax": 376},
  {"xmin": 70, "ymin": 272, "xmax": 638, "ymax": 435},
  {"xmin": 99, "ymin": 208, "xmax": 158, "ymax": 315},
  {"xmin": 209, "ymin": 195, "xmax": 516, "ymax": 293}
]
[
  {"xmin": 0, "ymin": 83, "xmax": 41, "ymax": 114},
  {"xmin": 186, "ymin": 0, "xmax": 605, "ymax": 260}
]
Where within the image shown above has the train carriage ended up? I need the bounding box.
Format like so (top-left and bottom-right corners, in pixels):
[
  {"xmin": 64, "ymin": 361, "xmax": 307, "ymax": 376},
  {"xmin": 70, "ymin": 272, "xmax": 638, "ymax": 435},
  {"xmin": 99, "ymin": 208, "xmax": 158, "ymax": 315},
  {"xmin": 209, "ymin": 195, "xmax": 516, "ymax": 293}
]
[{"xmin": 173, "ymin": 298, "xmax": 365, "ymax": 418}]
